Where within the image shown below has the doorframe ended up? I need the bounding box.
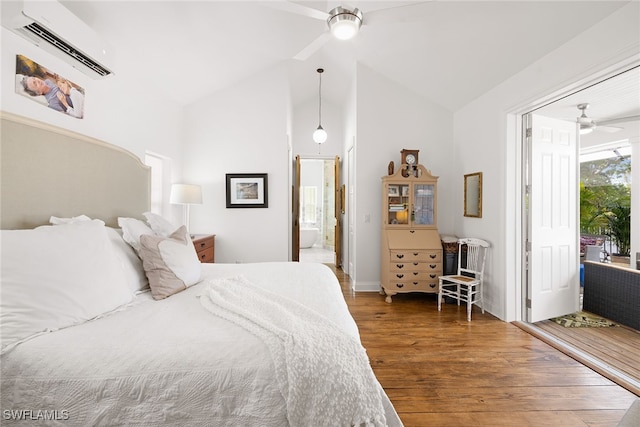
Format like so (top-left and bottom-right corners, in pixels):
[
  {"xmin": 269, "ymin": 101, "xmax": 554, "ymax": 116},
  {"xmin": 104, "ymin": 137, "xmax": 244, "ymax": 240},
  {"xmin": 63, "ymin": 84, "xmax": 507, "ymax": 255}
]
[{"xmin": 506, "ymin": 56, "xmax": 640, "ymax": 322}]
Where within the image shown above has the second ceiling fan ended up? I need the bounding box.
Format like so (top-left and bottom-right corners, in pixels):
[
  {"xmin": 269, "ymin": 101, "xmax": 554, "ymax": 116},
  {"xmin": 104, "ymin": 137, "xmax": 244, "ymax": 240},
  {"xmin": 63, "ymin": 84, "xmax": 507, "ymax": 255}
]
[{"xmin": 576, "ymin": 103, "xmax": 639, "ymax": 135}]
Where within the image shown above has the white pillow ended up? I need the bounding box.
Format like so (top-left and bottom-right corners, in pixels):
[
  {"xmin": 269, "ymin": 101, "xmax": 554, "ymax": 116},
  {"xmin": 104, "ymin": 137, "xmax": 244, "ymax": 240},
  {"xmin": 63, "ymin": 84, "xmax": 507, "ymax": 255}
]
[
  {"xmin": 0, "ymin": 221, "xmax": 133, "ymax": 353},
  {"xmin": 138, "ymin": 226, "xmax": 201, "ymax": 300},
  {"xmin": 117, "ymin": 217, "xmax": 154, "ymax": 252},
  {"xmin": 143, "ymin": 212, "xmax": 179, "ymax": 236},
  {"xmin": 105, "ymin": 227, "xmax": 149, "ymax": 293},
  {"xmin": 49, "ymin": 214, "xmax": 95, "ymax": 225}
]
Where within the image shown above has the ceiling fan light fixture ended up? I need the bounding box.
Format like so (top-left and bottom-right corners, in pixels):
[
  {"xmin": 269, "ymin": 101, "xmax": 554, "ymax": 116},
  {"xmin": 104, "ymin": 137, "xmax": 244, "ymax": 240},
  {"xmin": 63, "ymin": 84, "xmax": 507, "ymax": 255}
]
[
  {"xmin": 327, "ymin": 6, "xmax": 363, "ymax": 40},
  {"xmin": 579, "ymin": 126, "xmax": 594, "ymax": 135},
  {"xmin": 576, "ymin": 103, "xmax": 595, "ymax": 135}
]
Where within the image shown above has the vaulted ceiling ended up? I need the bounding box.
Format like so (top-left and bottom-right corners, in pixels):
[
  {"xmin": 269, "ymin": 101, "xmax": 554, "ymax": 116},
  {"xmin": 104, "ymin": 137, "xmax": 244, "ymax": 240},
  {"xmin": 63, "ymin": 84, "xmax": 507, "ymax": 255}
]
[{"xmin": 62, "ymin": 1, "xmax": 631, "ymax": 112}]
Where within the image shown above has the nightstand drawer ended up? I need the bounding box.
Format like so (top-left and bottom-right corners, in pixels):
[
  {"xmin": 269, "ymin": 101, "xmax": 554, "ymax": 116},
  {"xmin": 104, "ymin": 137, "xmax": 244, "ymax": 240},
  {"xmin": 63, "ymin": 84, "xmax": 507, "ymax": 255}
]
[
  {"xmin": 191, "ymin": 234, "xmax": 215, "ymax": 263},
  {"xmin": 193, "ymin": 236, "xmax": 214, "ymax": 251},
  {"xmin": 196, "ymin": 247, "xmax": 214, "ymax": 263}
]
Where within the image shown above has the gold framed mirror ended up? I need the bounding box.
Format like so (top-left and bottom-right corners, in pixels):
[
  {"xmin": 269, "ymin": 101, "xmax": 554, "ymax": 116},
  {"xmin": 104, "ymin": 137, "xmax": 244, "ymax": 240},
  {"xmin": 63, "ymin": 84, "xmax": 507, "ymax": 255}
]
[{"xmin": 464, "ymin": 172, "xmax": 482, "ymax": 218}]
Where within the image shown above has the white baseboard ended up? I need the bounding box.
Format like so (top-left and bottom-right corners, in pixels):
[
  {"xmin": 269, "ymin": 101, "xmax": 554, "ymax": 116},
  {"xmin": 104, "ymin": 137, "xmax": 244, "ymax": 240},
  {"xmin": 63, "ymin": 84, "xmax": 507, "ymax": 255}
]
[{"xmin": 354, "ymin": 281, "xmax": 382, "ymax": 292}]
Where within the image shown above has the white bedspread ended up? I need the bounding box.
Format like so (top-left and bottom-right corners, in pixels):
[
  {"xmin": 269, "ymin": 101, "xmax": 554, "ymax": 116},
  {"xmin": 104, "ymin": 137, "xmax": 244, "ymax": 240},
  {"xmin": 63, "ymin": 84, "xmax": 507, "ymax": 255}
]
[
  {"xmin": 1, "ymin": 262, "xmax": 402, "ymax": 427},
  {"xmin": 200, "ymin": 275, "xmax": 386, "ymax": 427}
]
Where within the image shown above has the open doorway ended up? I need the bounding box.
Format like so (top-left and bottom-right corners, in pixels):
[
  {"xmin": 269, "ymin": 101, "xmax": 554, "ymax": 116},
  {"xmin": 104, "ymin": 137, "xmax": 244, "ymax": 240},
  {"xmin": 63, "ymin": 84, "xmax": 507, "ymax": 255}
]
[
  {"xmin": 517, "ymin": 66, "xmax": 639, "ymax": 394},
  {"xmin": 523, "ymin": 65, "xmax": 639, "ymax": 323},
  {"xmin": 298, "ymin": 158, "xmax": 336, "ymax": 264}
]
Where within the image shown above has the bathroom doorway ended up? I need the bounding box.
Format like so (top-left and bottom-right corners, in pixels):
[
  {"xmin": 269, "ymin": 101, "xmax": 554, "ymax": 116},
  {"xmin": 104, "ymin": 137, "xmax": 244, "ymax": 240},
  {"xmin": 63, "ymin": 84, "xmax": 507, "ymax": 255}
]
[{"xmin": 297, "ymin": 157, "xmax": 337, "ymax": 265}]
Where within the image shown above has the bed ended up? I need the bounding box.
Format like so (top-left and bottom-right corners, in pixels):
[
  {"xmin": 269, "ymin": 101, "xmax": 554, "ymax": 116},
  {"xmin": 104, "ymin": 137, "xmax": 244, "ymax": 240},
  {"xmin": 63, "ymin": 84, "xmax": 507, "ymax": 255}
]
[{"xmin": 0, "ymin": 113, "xmax": 402, "ymax": 426}]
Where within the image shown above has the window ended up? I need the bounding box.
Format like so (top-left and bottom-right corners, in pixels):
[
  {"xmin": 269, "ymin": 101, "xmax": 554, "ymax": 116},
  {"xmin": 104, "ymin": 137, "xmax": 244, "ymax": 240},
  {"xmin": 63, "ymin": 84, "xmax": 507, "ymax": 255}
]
[
  {"xmin": 144, "ymin": 152, "xmax": 169, "ymax": 215},
  {"xmin": 300, "ymin": 186, "xmax": 317, "ymax": 223}
]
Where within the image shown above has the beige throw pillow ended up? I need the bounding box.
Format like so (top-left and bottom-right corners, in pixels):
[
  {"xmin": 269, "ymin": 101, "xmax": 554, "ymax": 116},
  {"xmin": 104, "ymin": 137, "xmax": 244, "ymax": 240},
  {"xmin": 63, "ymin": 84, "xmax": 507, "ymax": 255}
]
[{"xmin": 139, "ymin": 226, "xmax": 202, "ymax": 300}]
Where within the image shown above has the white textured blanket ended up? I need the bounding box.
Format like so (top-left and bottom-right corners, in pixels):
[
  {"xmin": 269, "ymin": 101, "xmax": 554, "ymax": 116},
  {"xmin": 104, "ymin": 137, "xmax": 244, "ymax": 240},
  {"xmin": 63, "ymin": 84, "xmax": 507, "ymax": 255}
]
[{"xmin": 200, "ymin": 275, "xmax": 387, "ymax": 427}]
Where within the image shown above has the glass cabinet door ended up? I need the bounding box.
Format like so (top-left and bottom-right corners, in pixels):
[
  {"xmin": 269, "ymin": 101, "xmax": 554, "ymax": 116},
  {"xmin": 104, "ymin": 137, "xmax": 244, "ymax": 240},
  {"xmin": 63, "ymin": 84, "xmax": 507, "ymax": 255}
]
[
  {"xmin": 386, "ymin": 183, "xmax": 410, "ymax": 225},
  {"xmin": 412, "ymin": 183, "xmax": 435, "ymax": 225}
]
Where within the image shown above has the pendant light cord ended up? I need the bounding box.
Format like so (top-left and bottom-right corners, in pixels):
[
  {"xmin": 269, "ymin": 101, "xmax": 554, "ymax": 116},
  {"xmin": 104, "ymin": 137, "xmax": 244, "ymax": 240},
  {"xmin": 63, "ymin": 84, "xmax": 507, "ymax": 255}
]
[{"xmin": 317, "ymin": 68, "xmax": 324, "ymax": 126}]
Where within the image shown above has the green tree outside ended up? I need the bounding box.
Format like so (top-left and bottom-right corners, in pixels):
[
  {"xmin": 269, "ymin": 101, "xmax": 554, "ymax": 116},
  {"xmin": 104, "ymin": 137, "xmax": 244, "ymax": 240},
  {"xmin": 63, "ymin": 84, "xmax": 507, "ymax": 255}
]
[{"xmin": 580, "ymin": 156, "xmax": 631, "ymax": 256}]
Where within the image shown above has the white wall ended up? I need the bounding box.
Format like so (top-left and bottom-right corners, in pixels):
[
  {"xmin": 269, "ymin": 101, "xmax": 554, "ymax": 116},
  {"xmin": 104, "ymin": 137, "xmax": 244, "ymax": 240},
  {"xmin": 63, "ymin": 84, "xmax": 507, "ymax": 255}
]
[
  {"xmin": 182, "ymin": 63, "xmax": 290, "ymax": 263},
  {"xmin": 353, "ymin": 63, "xmax": 454, "ymax": 291},
  {"xmin": 1, "ymin": 29, "xmax": 184, "ymax": 179},
  {"xmin": 453, "ymin": 1, "xmax": 640, "ymax": 321}
]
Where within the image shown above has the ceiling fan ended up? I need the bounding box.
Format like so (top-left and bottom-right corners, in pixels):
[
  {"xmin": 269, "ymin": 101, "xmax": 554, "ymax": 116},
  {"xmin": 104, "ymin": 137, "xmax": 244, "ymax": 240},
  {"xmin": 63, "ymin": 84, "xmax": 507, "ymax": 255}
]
[
  {"xmin": 266, "ymin": 1, "xmax": 432, "ymax": 60},
  {"xmin": 576, "ymin": 103, "xmax": 626, "ymax": 135}
]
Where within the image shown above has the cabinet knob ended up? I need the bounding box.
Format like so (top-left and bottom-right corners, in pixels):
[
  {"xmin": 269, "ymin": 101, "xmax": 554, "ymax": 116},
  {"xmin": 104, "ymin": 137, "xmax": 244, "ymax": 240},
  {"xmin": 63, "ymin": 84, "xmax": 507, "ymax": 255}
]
[
  {"xmin": 430, "ymin": 264, "xmax": 436, "ymax": 269},
  {"xmin": 396, "ymin": 254, "xmax": 404, "ymax": 259},
  {"xmin": 430, "ymin": 274, "xmax": 437, "ymax": 279},
  {"xmin": 396, "ymin": 283, "xmax": 404, "ymax": 288},
  {"xmin": 396, "ymin": 264, "xmax": 404, "ymax": 269},
  {"xmin": 430, "ymin": 254, "xmax": 436, "ymax": 259},
  {"xmin": 429, "ymin": 284, "xmax": 436, "ymax": 289},
  {"xmin": 396, "ymin": 274, "xmax": 404, "ymax": 278},
  {"xmin": 200, "ymin": 242, "xmax": 206, "ymax": 248}
]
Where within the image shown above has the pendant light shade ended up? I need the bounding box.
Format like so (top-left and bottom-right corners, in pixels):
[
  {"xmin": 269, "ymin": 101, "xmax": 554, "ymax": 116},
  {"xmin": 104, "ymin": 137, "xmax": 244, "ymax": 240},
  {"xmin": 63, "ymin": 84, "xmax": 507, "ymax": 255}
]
[
  {"xmin": 313, "ymin": 125, "xmax": 327, "ymax": 143},
  {"xmin": 313, "ymin": 68, "xmax": 327, "ymax": 145}
]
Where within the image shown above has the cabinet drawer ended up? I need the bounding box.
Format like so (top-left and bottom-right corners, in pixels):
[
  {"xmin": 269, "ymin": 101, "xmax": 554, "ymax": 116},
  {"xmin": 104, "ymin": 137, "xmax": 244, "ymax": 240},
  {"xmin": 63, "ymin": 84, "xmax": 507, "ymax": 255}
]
[
  {"xmin": 386, "ymin": 281, "xmax": 439, "ymax": 293},
  {"xmin": 197, "ymin": 247, "xmax": 214, "ymax": 263},
  {"xmin": 390, "ymin": 250, "xmax": 425, "ymax": 262},
  {"xmin": 391, "ymin": 270, "xmax": 440, "ymax": 281},
  {"xmin": 389, "ymin": 261, "xmax": 441, "ymax": 272},
  {"xmin": 389, "ymin": 250, "xmax": 442, "ymax": 263}
]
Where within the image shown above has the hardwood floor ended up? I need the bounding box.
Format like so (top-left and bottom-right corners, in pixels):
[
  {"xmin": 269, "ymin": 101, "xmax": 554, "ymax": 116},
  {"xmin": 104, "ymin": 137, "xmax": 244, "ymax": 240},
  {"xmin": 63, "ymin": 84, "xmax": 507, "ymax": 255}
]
[
  {"xmin": 327, "ymin": 266, "xmax": 638, "ymax": 427},
  {"xmin": 523, "ymin": 318, "xmax": 640, "ymax": 395}
]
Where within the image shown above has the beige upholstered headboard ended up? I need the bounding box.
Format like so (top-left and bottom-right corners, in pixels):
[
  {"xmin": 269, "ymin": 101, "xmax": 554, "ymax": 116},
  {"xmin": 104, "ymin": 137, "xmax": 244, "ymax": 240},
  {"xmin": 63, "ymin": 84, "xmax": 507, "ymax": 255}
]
[{"xmin": 1, "ymin": 112, "xmax": 151, "ymax": 229}]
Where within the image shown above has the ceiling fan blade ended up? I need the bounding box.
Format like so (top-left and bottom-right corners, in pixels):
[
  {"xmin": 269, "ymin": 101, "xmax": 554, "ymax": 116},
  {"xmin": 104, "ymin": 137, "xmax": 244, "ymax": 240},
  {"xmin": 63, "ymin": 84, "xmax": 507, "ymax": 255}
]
[
  {"xmin": 596, "ymin": 125, "xmax": 623, "ymax": 133},
  {"xmin": 364, "ymin": 1, "xmax": 434, "ymax": 26},
  {"xmin": 264, "ymin": 1, "xmax": 329, "ymax": 21},
  {"xmin": 598, "ymin": 115, "xmax": 640, "ymax": 126},
  {"xmin": 293, "ymin": 32, "xmax": 331, "ymax": 61}
]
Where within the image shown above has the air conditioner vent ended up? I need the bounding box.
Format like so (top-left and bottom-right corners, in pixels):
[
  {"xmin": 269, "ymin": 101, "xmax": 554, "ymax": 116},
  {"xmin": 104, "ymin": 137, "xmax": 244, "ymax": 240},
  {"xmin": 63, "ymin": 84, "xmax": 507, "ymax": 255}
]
[{"xmin": 24, "ymin": 22, "xmax": 112, "ymax": 77}]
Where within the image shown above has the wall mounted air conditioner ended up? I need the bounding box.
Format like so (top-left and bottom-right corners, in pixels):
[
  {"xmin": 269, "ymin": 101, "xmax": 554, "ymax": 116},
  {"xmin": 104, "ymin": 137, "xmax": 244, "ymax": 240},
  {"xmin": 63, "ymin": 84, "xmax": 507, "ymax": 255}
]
[{"xmin": 1, "ymin": 0, "xmax": 114, "ymax": 78}]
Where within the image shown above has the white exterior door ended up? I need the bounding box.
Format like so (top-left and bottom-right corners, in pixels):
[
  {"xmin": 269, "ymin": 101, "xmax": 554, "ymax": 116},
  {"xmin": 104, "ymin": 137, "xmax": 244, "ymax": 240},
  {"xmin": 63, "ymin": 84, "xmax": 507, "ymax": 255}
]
[{"xmin": 526, "ymin": 114, "xmax": 580, "ymax": 322}]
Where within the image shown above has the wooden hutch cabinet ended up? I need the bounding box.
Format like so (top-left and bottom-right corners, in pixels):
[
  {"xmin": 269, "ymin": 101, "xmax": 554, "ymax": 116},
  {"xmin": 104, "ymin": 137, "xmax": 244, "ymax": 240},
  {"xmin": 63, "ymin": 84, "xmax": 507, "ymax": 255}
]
[{"xmin": 381, "ymin": 163, "xmax": 442, "ymax": 303}]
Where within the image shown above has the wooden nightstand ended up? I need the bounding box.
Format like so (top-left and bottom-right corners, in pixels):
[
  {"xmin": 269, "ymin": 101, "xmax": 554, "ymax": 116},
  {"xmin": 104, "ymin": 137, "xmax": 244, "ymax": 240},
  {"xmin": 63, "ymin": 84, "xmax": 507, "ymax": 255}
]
[{"xmin": 191, "ymin": 234, "xmax": 215, "ymax": 263}]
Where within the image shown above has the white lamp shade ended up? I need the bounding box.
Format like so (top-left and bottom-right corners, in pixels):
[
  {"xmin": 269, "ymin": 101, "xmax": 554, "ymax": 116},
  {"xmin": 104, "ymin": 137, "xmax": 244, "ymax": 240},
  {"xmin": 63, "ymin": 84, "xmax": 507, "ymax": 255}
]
[
  {"xmin": 313, "ymin": 126, "xmax": 328, "ymax": 143},
  {"xmin": 170, "ymin": 184, "xmax": 202, "ymax": 204}
]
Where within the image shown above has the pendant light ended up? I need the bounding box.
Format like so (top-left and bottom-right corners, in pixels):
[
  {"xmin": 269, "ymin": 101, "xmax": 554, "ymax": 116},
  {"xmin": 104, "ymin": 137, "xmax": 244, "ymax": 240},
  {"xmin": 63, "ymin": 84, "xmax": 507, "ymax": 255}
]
[{"xmin": 312, "ymin": 68, "xmax": 327, "ymax": 144}]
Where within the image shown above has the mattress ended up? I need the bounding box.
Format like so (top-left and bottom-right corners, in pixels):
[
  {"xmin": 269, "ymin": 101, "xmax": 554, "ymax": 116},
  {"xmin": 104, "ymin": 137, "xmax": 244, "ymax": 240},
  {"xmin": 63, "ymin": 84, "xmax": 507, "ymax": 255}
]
[{"xmin": 1, "ymin": 262, "xmax": 402, "ymax": 426}]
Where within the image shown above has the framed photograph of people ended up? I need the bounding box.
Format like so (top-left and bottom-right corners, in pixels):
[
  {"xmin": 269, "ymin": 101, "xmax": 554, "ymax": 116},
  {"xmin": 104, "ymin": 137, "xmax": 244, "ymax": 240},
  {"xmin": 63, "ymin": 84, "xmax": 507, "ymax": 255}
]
[
  {"xmin": 15, "ymin": 55, "xmax": 85, "ymax": 119},
  {"xmin": 226, "ymin": 173, "xmax": 268, "ymax": 208}
]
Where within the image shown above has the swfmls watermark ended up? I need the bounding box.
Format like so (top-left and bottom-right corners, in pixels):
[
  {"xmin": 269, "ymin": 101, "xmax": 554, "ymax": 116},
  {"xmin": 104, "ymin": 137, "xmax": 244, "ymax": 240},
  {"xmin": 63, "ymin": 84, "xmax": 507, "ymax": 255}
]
[{"xmin": 3, "ymin": 409, "xmax": 69, "ymax": 421}]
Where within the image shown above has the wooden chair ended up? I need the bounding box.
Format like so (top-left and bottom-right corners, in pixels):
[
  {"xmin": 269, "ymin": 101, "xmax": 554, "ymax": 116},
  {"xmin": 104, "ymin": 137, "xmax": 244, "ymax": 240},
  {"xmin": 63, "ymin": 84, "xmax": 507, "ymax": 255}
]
[{"xmin": 438, "ymin": 238, "xmax": 490, "ymax": 321}]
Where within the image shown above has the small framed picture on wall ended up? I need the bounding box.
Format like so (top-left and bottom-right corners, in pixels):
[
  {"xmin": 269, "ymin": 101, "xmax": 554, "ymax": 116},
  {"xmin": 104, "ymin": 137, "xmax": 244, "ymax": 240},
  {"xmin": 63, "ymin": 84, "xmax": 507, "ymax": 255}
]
[{"xmin": 226, "ymin": 173, "xmax": 268, "ymax": 208}]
